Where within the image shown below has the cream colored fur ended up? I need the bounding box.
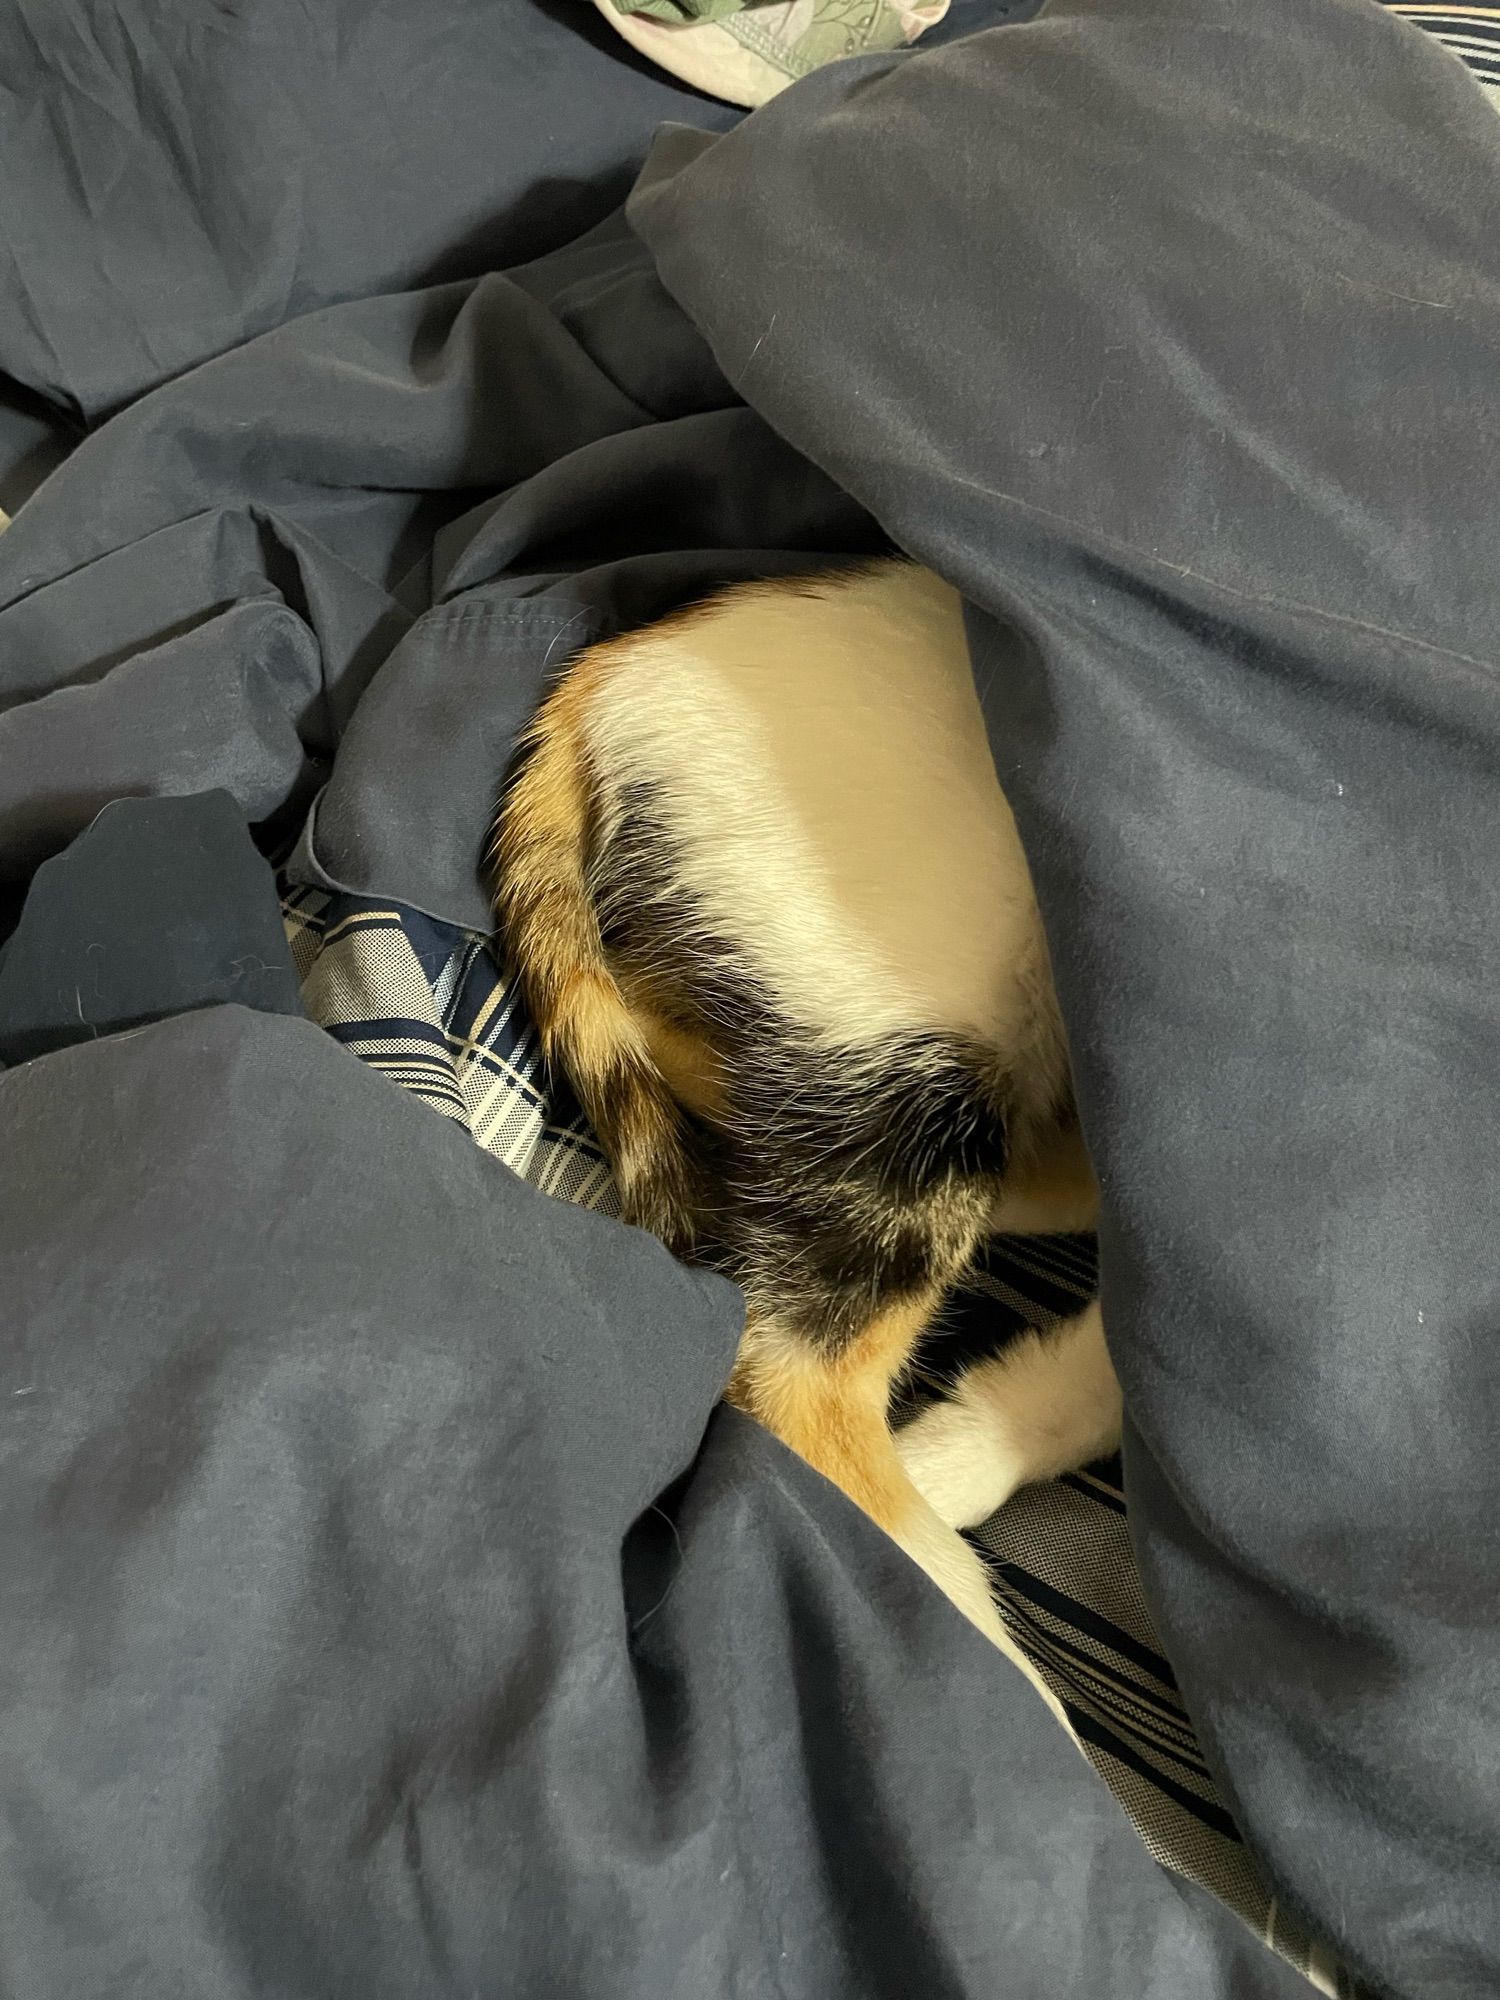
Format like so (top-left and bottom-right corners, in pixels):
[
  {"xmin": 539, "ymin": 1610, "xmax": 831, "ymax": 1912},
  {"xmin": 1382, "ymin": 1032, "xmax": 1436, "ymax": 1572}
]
[
  {"xmin": 579, "ymin": 564, "xmax": 1069, "ymax": 1119},
  {"xmin": 497, "ymin": 558, "xmax": 1121, "ymax": 1678},
  {"xmin": 898, "ymin": 1304, "xmax": 1124, "ymax": 1530},
  {"xmin": 577, "ymin": 562, "xmax": 1118, "ymax": 1654}
]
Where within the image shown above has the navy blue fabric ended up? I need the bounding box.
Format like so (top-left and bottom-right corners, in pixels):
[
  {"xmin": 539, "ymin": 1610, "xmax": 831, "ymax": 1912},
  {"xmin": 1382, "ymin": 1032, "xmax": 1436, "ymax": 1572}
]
[{"xmin": 0, "ymin": 794, "xmax": 301, "ymax": 1066}]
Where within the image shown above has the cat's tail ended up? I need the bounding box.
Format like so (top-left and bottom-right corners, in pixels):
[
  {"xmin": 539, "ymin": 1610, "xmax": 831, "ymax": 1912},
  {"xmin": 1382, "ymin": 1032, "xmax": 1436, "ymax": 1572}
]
[{"xmin": 490, "ymin": 667, "xmax": 702, "ymax": 1254}]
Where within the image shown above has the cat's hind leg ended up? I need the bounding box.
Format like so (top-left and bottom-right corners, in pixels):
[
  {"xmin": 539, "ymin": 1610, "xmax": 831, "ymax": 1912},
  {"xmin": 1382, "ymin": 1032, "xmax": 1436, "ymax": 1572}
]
[{"xmin": 896, "ymin": 1302, "xmax": 1122, "ymax": 1530}]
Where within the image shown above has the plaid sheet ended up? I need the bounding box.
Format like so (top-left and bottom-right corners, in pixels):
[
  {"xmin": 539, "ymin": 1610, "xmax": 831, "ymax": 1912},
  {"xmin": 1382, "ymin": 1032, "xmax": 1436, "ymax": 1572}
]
[
  {"xmin": 283, "ymin": 883, "xmax": 1357, "ymax": 1996},
  {"xmin": 1387, "ymin": 0, "xmax": 1500, "ymax": 99}
]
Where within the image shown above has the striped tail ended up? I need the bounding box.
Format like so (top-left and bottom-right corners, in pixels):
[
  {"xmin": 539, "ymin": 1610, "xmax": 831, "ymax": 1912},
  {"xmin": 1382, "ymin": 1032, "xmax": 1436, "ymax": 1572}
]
[{"xmin": 490, "ymin": 683, "xmax": 702, "ymax": 1254}]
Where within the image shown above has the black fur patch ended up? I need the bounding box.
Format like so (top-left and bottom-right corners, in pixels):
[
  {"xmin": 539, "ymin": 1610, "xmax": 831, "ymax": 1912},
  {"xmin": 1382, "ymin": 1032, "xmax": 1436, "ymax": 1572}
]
[
  {"xmin": 591, "ymin": 781, "xmax": 1018, "ymax": 1355},
  {"xmin": 707, "ymin": 1038, "xmax": 1010, "ymax": 1352}
]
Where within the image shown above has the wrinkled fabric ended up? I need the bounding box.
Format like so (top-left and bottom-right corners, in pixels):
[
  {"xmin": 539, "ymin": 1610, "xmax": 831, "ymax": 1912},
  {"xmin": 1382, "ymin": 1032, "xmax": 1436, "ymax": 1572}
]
[
  {"xmin": 1, "ymin": 0, "xmax": 1495, "ymax": 1994},
  {"xmin": 0, "ymin": 0, "xmax": 741, "ymax": 516},
  {"xmin": 0, "ymin": 792, "xmax": 302, "ymax": 1067},
  {"xmin": 0, "ymin": 0, "xmax": 739, "ymax": 426},
  {"xmin": 0, "ymin": 205, "xmax": 881, "ymax": 906},
  {"xmin": 628, "ymin": 2, "xmax": 1500, "ymax": 1993},
  {"xmin": 0, "ymin": 1001, "xmax": 1315, "ymax": 2000}
]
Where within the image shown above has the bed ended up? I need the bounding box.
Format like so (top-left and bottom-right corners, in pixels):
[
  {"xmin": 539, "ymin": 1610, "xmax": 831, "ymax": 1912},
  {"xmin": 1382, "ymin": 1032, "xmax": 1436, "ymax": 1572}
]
[{"xmin": 2, "ymin": 2, "xmax": 1497, "ymax": 1994}]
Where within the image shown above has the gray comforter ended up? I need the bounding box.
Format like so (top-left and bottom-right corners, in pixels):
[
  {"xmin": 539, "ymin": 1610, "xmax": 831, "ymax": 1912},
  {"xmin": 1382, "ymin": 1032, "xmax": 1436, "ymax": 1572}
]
[{"xmin": 1, "ymin": 1, "xmax": 1496, "ymax": 1995}]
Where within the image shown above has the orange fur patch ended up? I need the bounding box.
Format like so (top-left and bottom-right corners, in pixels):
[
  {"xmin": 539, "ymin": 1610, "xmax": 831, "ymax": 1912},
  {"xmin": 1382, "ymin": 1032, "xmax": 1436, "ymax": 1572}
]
[
  {"xmin": 729, "ymin": 1290, "xmax": 942, "ymax": 1535},
  {"xmin": 492, "ymin": 638, "xmax": 703, "ymax": 1251},
  {"xmin": 629, "ymin": 1003, "xmax": 727, "ymax": 1123}
]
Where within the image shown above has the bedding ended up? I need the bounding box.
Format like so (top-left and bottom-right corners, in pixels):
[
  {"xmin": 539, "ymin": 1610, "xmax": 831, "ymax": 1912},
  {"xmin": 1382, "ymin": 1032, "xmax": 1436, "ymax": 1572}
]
[{"xmin": 2, "ymin": 0, "xmax": 1497, "ymax": 1995}]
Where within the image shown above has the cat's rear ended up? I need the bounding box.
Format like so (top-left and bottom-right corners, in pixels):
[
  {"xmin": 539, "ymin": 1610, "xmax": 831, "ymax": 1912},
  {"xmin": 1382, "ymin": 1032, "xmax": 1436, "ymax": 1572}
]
[{"xmin": 493, "ymin": 560, "xmax": 1088, "ymax": 1649}]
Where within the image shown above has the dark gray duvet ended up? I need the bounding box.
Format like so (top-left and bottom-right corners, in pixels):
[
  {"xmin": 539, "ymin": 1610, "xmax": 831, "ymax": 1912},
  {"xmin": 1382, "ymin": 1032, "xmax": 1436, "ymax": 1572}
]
[{"xmin": 1, "ymin": 1, "xmax": 1497, "ymax": 1995}]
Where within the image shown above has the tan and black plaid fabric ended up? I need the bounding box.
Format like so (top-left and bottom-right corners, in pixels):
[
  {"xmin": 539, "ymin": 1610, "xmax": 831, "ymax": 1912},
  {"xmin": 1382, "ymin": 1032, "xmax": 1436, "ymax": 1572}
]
[{"xmin": 1386, "ymin": 1, "xmax": 1500, "ymax": 99}]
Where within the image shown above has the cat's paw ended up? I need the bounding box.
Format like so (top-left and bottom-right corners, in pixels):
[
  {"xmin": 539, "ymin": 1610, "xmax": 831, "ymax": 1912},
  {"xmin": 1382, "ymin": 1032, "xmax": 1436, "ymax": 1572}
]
[{"xmin": 896, "ymin": 1391, "xmax": 1025, "ymax": 1531}]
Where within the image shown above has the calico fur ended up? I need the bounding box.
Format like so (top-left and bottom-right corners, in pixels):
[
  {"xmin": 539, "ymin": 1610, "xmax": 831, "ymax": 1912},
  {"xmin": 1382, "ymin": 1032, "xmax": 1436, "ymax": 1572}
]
[{"xmin": 492, "ymin": 559, "xmax": 1118, "ymax": 1651}]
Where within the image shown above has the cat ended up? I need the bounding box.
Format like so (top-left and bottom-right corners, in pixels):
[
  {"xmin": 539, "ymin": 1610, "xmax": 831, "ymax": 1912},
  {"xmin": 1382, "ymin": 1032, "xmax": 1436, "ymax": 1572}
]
[{"xmin": 492, "ymin": 559, "xmax": 1121, "ymax": 1653}]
